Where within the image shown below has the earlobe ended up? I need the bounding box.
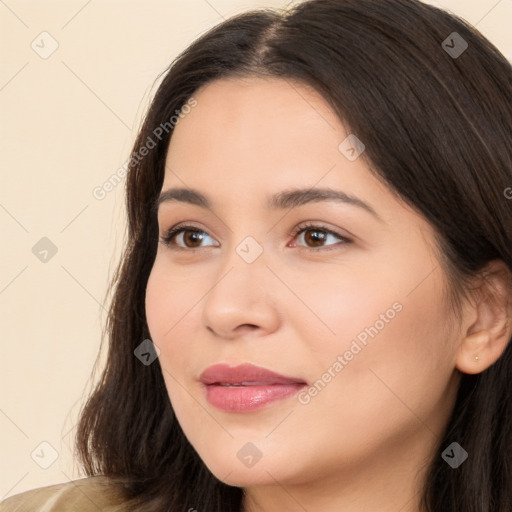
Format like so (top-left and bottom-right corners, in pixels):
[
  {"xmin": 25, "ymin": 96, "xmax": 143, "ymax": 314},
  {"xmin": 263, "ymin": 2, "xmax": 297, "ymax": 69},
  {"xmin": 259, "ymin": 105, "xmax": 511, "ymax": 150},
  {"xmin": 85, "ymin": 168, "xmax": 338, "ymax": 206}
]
[
  {"xmin": 455, "ymin": 331, "xmax": 491, "ymax": 375},
  {"xmin": 454, "ymin": 260, "xmax": 512, "ymax": 375}
]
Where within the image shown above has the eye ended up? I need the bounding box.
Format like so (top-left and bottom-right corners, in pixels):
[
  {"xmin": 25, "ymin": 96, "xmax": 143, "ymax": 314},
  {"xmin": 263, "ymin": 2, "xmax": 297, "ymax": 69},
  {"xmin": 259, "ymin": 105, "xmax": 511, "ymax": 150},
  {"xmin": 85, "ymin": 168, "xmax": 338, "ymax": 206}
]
[
  {"xmin": 159, "ymin": 222, "xmax": 351, "ymax": 252},
  {"xmin": 159, "ymin": 224, "xmax": 219, "ymax": 251},
  {"xmin": 289, "ymin": 222, "xmax": 351, "ymax": 251}
]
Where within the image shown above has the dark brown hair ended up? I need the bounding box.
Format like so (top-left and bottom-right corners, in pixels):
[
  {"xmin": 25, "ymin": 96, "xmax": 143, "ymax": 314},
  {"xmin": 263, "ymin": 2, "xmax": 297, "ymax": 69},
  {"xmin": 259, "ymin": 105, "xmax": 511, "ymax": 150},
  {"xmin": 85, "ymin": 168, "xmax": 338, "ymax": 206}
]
[{"xmin": 75, "ymin": 1, "xmax": 512, "ymax": 510}]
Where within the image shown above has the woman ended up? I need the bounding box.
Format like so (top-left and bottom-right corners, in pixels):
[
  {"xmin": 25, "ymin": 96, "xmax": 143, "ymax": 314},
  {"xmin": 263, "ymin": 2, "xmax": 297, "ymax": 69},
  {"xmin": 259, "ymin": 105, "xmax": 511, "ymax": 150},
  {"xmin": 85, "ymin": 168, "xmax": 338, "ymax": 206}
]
[{"xmin": 2, "ymin": 0, "xmax": 511, "ymax": 510}]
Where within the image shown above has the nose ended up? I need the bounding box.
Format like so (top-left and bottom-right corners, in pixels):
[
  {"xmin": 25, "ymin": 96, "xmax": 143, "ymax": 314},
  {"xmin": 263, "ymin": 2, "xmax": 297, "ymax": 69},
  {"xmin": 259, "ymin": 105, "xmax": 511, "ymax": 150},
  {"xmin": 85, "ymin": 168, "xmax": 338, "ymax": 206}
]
[{"xmin": 201, "ymin": 243, "xmax": 280, "ymax": 340}]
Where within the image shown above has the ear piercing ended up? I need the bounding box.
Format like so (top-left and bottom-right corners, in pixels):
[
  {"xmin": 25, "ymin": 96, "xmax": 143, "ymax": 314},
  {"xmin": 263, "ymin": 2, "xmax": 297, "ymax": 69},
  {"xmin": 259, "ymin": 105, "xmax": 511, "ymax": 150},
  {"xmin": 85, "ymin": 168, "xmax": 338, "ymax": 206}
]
[{"xmin": 474, "ymin": 355, "xmax": 479, "ymax": 361}]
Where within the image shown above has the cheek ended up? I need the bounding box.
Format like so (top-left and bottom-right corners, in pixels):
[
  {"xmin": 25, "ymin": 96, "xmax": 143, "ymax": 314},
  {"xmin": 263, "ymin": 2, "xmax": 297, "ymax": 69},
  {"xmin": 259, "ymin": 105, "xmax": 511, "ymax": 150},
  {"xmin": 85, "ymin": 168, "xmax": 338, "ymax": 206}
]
[
  {"xmin": 311, "ymin": 266, "xmax": 455, "ymax": 428},
  {"xmin": 300, "ymin": 247, "xmax": 452, "ymax": 380},
  {"xmin": 145, "ymin": 268, "xmax": 168, "ymax": 342},
  {"xmin": 145, "ymin": 266, "xmax": 196, "ymax": 413},
  {"xmin": 145, "ymin": 263, "xmax": 186, "ymax": 358},
  {"xmin": 291, "ymin": 264, "xmax": 403, "ymax": 364},
  {"xmin": 145, "ymin": 261, "xmax": 206, "ymax": 371}
]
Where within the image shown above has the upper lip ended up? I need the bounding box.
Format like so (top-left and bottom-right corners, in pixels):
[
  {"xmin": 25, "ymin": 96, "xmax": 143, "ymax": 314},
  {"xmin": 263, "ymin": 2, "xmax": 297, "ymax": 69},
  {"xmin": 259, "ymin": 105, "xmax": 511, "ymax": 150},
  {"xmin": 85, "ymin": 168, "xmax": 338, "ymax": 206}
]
[{"xmin": 199, "ymin": 363, "xmax": 307, "ymax": 386}]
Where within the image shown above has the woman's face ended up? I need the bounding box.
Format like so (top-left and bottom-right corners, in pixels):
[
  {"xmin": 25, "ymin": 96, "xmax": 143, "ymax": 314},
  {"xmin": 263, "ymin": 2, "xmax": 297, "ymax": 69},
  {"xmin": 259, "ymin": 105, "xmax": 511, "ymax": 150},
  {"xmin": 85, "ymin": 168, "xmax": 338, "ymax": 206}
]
[{"xmin": 145, "ymin": 77, "xmax": 462, "ymax": 491}]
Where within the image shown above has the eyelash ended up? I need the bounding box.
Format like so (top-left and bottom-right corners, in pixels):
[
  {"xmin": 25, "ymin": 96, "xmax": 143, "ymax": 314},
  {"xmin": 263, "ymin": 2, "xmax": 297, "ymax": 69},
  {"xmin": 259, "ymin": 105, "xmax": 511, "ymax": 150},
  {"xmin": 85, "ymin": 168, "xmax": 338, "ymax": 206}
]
[{"xmin": 159, "ymin": 222, "xmax": 352, "ymax": 252}]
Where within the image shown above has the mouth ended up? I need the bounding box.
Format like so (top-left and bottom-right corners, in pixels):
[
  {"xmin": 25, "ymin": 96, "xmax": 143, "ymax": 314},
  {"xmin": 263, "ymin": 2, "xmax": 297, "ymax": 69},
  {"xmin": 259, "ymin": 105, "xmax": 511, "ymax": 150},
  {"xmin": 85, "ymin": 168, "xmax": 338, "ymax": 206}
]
[
  {"xmin": 199, "ymin": 363, "xmax": 307, "ymax": 386},
  {"xmin": 202, "ymin": 382, "xmax": 307, "ymax": 412},
  {"xmin": 199, "ymin": 363, "xmax": 307, "ymax": 412},
  {"xmin": 212, "ymin": 381, "xmax": 295, "ymax": 387}
]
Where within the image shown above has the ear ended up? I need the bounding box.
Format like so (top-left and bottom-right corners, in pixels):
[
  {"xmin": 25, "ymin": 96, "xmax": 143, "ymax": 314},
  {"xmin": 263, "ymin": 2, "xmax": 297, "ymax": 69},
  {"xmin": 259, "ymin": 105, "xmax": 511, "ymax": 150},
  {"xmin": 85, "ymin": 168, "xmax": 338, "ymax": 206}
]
[{"xmin": 455, "ymin": 259, "xmax": 512, "ymax": 375}]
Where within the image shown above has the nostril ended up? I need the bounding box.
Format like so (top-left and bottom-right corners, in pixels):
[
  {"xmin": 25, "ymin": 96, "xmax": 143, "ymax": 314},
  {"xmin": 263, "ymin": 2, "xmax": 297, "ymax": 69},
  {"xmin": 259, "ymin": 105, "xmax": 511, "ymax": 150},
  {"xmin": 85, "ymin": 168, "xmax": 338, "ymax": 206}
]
[{"xmin": 237, "ymin": 324, "xmax": 258, "ymax": 333}]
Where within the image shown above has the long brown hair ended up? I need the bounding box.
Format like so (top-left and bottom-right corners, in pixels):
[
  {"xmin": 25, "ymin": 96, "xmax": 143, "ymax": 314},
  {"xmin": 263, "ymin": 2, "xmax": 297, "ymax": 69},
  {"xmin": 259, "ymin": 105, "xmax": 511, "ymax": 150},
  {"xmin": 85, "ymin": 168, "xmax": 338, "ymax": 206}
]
[{"xmin": 75, "ymin": 1, "xmax": 512, "ymax": 510}]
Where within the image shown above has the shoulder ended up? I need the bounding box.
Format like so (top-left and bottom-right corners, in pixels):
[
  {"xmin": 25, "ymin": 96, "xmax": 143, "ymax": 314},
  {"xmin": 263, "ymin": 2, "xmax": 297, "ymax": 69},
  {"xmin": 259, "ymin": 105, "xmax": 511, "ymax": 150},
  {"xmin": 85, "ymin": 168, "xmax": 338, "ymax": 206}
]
[{"xmin": 0, "ymin": 475, "xmax": 128, "ymax": 512}]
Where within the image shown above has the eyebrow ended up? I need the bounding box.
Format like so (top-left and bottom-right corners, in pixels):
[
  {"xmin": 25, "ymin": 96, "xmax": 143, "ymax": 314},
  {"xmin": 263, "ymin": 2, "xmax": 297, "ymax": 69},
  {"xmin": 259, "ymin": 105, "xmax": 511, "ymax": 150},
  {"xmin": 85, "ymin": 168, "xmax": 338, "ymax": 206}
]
[{"xmin": 153, "ymin": 186, "xmax": 383, "ymax": 222}]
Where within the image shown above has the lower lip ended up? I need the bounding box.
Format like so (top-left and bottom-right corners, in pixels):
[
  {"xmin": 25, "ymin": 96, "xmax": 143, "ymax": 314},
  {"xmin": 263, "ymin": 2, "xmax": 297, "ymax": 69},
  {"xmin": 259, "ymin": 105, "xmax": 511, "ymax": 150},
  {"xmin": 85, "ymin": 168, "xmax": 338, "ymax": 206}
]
[{"xmin": 203, "ymin": 383, "xmax": 306, "ymax": 412}]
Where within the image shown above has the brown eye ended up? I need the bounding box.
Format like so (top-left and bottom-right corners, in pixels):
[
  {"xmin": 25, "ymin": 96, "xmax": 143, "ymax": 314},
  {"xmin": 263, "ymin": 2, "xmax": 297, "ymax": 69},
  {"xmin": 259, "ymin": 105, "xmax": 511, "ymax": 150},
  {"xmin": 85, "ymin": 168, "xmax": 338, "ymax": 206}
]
[
  {"xmin": 179, "ymin": 229, "xmax": 204, "ymax": 248},
  {"xmin": 302, "ymin": 229, "xmax": 328, "ymax": 247},
  {"xmin": 291, "ymin": 223, "xmax": 352, "ymax": 251},
  {"xmin": 160, "ymin": 226, "xmax": 218, "ymax": 250}
]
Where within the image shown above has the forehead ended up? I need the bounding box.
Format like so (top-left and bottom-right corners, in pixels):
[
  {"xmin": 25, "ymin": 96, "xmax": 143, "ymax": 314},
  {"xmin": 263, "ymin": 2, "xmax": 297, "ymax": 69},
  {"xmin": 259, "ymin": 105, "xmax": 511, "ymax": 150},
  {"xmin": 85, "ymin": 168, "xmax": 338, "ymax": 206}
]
[
  {"xmin": 164, "ymin": 77, "xmax": 355, "ymax": 186},
  {"xmin": 168, "ymin": 77, "xmax": 344, "ymax": 154},
  {"xmin": 188, "ymin": 75, "xmax": 334, "ymax": 122}
]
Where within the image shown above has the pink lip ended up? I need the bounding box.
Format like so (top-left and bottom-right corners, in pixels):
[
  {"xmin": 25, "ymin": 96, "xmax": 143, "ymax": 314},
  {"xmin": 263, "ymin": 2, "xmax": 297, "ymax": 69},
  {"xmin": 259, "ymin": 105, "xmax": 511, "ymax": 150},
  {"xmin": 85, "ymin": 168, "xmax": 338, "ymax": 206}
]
[{"xmin": 199, "ymin": 363, "xmax": 307, "ymax": 412}]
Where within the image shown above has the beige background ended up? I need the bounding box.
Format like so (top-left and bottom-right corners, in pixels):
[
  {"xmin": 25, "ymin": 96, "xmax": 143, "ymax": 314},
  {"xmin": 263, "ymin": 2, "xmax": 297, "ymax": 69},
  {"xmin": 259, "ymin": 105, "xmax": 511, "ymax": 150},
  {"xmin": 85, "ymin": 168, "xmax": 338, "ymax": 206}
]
[{"xmin": 1, "ymin": 0, "xmax": 511, "ymax": 499}]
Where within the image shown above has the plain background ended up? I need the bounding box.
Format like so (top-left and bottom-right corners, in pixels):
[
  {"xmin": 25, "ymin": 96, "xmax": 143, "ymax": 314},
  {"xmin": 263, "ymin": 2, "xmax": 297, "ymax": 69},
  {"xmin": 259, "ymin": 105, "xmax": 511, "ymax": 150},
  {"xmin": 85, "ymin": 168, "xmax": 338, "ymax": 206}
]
[{"xmin": 1, "ymin": 0, "xmax": 511, "ymax": 499}]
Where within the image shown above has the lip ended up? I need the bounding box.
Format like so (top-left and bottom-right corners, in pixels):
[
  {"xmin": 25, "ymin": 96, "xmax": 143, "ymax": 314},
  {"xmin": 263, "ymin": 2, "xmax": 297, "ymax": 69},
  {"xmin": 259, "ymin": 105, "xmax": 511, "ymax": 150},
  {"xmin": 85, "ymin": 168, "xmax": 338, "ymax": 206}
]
[
  {"xmin": 199, "ymin": 363, "xmax": 307, "ymax": 413},
  {"xmin": 199, "ymin": 363, "xmax": 306, "ymax": 386}
]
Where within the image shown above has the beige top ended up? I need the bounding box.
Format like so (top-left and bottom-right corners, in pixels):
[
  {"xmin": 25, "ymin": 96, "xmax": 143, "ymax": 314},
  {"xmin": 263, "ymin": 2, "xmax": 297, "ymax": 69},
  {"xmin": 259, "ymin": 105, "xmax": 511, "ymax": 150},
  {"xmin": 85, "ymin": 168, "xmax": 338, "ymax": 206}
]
[{"xmin": 0, "ymin": 476, "xmax": 128, "ymax": 512}]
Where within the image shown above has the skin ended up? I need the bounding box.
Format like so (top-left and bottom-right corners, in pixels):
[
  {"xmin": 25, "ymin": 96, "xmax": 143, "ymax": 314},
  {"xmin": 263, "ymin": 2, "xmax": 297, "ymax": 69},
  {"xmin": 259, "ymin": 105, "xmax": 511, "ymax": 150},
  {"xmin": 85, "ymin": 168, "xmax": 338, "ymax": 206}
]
[{"xmin": 145, "ymin": 76, "xmax": 512, "ymax": 512}]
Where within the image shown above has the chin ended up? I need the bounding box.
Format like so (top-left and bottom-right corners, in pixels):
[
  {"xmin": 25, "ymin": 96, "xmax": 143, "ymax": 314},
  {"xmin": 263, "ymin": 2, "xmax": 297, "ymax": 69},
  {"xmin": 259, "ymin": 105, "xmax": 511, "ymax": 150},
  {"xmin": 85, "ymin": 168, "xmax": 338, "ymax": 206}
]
[
  {"xmin": 196, "ymin": 447, "xmax": 300, "ymax": 488},
  {"xmin": 209, "ymin": 465, "xmax": 281, "ymax": 488}
]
